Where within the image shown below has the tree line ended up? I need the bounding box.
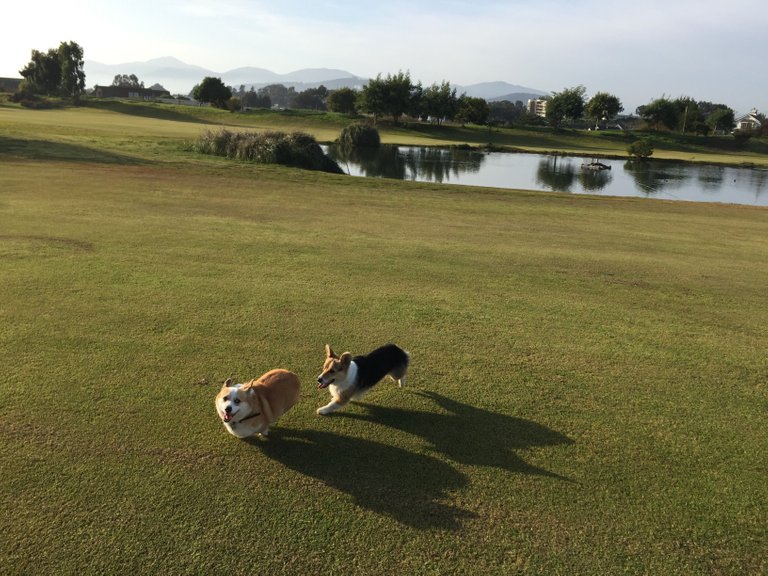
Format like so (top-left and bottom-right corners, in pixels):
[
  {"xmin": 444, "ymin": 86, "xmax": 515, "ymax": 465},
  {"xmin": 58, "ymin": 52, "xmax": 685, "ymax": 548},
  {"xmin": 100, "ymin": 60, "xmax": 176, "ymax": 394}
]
[
  {"xmin": 13, "ymin": 41, "xmax": 757, "ymax": 137},
  {"xmin": 191, "ymin": 75, "xmax": 631, "ymax": 130},
  {"xmin": 199, "ymin": 73, "xmax": 743, "ymax": 136},
  {"xmin": 191, "ymin": 72, "xmax": 491, "ymax": 126},
  {"xmin": 635, "ymin": 96, "xmax": 736, "ymax": 135}
]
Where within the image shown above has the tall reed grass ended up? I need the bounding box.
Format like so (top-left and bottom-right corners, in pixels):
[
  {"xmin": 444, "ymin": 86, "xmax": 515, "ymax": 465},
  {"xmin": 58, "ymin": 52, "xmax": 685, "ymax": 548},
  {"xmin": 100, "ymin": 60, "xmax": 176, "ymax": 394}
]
[{"xmin": 192, "ymin": 128, "xmax": 343, "ymax": 173}]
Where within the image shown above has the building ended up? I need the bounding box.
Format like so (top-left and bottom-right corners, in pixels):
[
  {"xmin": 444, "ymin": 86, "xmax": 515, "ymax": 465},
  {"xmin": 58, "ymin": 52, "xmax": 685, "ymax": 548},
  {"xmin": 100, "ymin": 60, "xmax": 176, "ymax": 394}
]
[
  {"xmin": 734, "ymin": 108, "xmax": 762, "ymax": 132},
  {"xmin": 0, "ymin": 77, "xmax": 23, "ymax": 92},
  {"xmin": 92, "ymin": 85, "xmax": 171, "ymax": 100},
  {"xmin": 526, "ymin": 98, "xmax": 548, "ymax": 118}
]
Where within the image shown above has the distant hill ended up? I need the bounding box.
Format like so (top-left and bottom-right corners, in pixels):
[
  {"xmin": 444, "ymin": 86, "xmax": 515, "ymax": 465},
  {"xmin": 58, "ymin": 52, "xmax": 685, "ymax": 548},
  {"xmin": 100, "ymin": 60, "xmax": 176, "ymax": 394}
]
[
  {"xmin": 83, "ymin": 57, "xmax": 546, "ymax": 100},
  {"xmin": 84, "ymin": 57, "xmax": 368, "ymax": 95},
  {"xmin": 489, "ymin": 92, "xmax": 549, "ymax": 103},
  {"xmin": 456, "ymin": 81, "xmax": 547, "ymax": 102},
  {"xmin": 85, "ymin": 57, "xmax": 211, "ymax": 93}
]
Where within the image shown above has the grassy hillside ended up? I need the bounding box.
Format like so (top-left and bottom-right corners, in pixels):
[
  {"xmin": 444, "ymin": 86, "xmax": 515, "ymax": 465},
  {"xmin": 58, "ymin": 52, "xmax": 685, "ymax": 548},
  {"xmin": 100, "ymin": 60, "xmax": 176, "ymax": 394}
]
[{"xmin": 0, "ymin": 102, "xmax": 766, "ymax": 575}]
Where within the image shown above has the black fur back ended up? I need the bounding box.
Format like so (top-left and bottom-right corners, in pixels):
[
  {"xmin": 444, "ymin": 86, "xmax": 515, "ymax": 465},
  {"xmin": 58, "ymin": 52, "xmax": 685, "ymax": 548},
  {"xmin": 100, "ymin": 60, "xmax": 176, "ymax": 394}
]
[{"xmin": 353, "ymin": 344, "xmax": 409, "ymax": 390}]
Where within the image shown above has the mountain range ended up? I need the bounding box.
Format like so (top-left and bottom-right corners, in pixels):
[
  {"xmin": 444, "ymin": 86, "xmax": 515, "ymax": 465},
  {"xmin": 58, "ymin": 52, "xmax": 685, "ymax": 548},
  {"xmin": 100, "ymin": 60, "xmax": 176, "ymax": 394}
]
[{"xmin": 84, "ymin": 56, "xmax": 548, "ymax": 102}]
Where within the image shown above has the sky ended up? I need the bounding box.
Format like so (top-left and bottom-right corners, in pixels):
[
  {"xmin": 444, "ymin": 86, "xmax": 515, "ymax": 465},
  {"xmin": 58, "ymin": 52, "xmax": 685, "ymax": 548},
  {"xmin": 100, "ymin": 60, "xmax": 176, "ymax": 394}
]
[{"xmin": 3, "ymin": 0, "xmax": 767, "ymax": 115}]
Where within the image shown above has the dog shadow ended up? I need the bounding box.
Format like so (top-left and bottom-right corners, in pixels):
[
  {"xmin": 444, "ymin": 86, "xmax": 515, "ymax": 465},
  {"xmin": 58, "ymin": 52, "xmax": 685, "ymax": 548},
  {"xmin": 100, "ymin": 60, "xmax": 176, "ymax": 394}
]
[
  {"xmin": 340, "ymin": 391, "xmax": 574, "ymax": 481},
  {"xmin": 254, "ymin": 428, "xmax": 475, "ymax": 531}
]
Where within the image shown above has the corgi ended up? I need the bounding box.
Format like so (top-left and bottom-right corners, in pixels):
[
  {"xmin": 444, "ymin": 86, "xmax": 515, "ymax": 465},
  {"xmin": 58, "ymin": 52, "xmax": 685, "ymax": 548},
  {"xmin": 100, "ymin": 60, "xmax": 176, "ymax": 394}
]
[
  {"xmin": 316, "ymin": 343, "xmax": 410, "ymax": 415},
  {"xmin": 215, "ymin": 369, "xmax": 300, "ymax": 438}
]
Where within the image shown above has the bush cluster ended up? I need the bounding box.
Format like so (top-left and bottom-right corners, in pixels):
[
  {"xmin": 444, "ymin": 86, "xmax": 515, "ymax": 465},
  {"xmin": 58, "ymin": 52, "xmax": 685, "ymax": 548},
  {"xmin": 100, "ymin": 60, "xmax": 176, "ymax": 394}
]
[
  {"xmin": 627, "ymin": 138, "xmax": 654, "ymax": 158},
  {"xmin": 338, "ymin": 123, "xmax": 381, "ymax": 148},
  {"xmin": 192, "ymin": 129, "xmax": 343, "ymax": 173},
  {"xmin": 9, "ymin": 86, "xmax": 60, "ymax": 109}
]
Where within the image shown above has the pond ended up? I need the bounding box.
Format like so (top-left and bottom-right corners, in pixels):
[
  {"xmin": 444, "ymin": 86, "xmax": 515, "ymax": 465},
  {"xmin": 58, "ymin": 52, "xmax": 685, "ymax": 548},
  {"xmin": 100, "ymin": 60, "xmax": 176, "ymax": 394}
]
[{"xmin": 325, "ymin": 145, "xmax": 768, "ymax": 207}]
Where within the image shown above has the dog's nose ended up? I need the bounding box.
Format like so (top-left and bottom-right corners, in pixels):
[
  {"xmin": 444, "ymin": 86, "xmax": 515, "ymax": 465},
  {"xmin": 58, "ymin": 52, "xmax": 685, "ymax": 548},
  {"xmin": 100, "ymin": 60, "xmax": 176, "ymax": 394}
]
[
  {"xmin": 225, "ymin": 406, "xmax": 232, "ymax": 413},
  {"xmin": 316, "ymin": 376, "xmax": 323, "ymax": 384}
]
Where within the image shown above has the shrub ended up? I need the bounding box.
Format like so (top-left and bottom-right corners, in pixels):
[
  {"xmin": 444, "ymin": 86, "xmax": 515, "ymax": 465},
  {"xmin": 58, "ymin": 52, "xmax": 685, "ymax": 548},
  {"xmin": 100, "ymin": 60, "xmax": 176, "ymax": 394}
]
[
  {"xmin": 732, "ymin": 132, "xmax": 752, "ymax": 148},
  {"xmin": 628, "ymin": 138, "xmax": 654, "ymax": 158},
  {"xmin": 338, "ymin": 123, "xmax": 381, "ymax": 148},
  {"xmin": 10, "ymin": 89, "xmax": 58, "ymax": 109},
  {"xmin": 226, "ymin": 96, "xmax": 242, "ymax": 112},
  {"xmin": 192, "ymin": 129, "xmax": 343, "ymax": 173}
]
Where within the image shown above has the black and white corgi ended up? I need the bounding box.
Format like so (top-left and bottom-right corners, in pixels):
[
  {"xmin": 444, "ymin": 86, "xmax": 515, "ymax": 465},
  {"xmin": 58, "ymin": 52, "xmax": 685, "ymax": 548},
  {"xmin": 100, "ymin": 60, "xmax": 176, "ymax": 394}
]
[{"xmin": 315, "ymin": 343, "xmax": 410, "ymax": 415}]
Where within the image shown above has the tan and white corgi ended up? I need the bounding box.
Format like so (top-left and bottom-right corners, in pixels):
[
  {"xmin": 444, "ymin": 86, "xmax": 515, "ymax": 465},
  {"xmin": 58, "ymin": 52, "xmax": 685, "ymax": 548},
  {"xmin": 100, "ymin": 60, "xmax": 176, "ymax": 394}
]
[
  {"xmin": 316, "ymin": 343, "xmax": 410, "ymax": 415},
  {"xmin": 215, "ymin": 369, "xmax": 300, "ymax": 438}
]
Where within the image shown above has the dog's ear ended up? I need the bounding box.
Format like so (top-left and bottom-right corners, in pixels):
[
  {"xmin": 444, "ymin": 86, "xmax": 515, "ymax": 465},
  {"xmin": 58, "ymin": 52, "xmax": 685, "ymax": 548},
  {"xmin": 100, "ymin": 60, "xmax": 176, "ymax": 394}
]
[
  {"xmin": 325, "ymin": 344, "xmax": 338, "ymax": 359},
  {"xmin": 340, "ymin": 352, "xmax": 352, "ymax": 367},
  {"xmin": 224, "ymin": 378, "xmax": 235, "ymax": 387}
]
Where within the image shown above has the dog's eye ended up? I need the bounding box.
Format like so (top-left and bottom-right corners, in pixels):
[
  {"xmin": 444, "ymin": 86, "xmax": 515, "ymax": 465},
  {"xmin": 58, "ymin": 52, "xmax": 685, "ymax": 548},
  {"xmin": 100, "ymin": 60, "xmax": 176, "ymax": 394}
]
[{"xmin": 234, "ymin": 399, "xmax": 241, "ymax": 405}]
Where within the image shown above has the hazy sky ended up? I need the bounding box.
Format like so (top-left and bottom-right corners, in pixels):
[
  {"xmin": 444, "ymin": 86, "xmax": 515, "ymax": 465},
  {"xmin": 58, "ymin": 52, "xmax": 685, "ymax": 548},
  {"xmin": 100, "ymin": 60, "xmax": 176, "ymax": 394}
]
[{"xmin": 3, "ymin": 0, "xmax": 767, "ymax": 114}]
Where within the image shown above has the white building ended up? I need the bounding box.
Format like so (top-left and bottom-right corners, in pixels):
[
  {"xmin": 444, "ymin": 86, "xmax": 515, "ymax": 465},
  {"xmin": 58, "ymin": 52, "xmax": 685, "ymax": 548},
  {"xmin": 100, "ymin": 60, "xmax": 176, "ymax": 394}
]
[
  {"xmin": 526, "ymin": 98, "xmax": 548, "ymax": 118},
  {"xmin": 734, "ymin": 108, "xmax": 762, "ymax": 132}
]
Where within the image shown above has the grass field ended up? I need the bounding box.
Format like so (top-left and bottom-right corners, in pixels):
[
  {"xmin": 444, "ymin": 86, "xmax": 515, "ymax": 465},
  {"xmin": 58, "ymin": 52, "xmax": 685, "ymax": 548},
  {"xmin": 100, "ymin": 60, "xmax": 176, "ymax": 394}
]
[{"xmin": 1, "ymin": 101, "xmax": 767, "ymax": 575}]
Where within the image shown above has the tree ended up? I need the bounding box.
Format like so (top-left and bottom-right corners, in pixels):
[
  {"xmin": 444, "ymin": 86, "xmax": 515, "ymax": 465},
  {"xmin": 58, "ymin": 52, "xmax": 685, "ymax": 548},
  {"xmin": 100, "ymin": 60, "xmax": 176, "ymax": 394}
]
[
  {"xmin": 241, "ymin": 87, "xmax": 271, "ymax": 109},
  {"xmin": 359, "ymin": 71, "xmax": 414, "ymax": 124},
  {"xmin": 192, "ymin": 77, "xmax": 232, "ymax": 108},
  {"xmin": 293, "ymin": 86, "xmax": 328, "ymax": 110},
  {"xmin": 383, "ymin": 71, "xmax": 414, "ymax": 124},
  {"xmin": 422, "ymin": 81, "xmax": 458, "ymax": 124},
  {"xmin": 488, "ymin": 100, "xmax": 524, "ymax": 126},
  {"xmin": 673, "ymin": 97, "xmax": 707, "ymax": 134},
  {"xmin": 639, "ymin": 97, "xmax": 679, "ymax": 131},
  {"xmin": 259, "ymin": 84, "xmax": 295, "ymax": 108},
  {"xmin": 410, "ymin": 81, "xmax": 424, "ymax": 120},
  {"xmin": 19, "ymin": 41, "xmax": 85, "ymax": 99},
  {"xmin": 19, "ymin": 49, "xmax": 61, "ymax": 95},
  {"xmin": 327, "ymin": 87, "xmax": 358, "ymax": 114},
  {"xmin": 488, "ymin": 100, "xmax": 543, "ymax": 126},
  {"xmin": 112, "ymin": 74, "xmax": 143, "ymax": 88},
  {"xmin": 585, "ymin": 92, "xmax": 624, "ymax": 128},
  {"xmin": 455, "ymin": 95, "xmax": 490, "ymax": 126},
  {"xmin": 706, "ymin": 107, "xmax": 735, "ymax": 135},
  {"xmin": 358, "ymin": 74, "xmax": 388, "ymax": 122},
  {"xmin": 57, "ymin": 41, "xmax": 86, "ymax": 99},
  {"xmin": 546, "ymin": 85, "xmax": 586, "ymax": 128}
]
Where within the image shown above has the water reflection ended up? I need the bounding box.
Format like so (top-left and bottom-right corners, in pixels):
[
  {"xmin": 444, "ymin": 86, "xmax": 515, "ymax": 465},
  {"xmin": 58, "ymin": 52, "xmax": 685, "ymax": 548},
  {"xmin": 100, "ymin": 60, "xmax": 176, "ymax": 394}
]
[
  {"xmin": 328, "ymin": 144, "xmax": 485, "ymax": 183},
  {"xmin": 743, "ymin": 168, "xmax": 768, "ymax": 201},
  {"xmin": 323, "ymin": 144, "xmax": 768, "ymax": 206},
  {"xmin": 579, "ymin": 168, "xmax": 612, "ymax": 192},
  {"xmin": 696, "ymin": 165, "xmax": 725, "ymax": 191},
  {"xmin": 623, "ymin": 160, "xmax": 691, "ymax": 197},
  {"xmin": 535, "ymin": 157, "xmax": 575, "ymax": 192},
  {"xmin": 533, "ymin": 157, "xmax": 613, "ymax": 192},
  {"xmin": 329, "ymin": 144, "xmax": 403, "ymax": 179}
]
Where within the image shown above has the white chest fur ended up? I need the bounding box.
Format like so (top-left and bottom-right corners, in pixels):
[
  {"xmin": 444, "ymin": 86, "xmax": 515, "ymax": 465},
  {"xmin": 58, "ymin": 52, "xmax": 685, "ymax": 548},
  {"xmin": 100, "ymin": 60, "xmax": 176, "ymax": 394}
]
[{"xmin": 224, "ymin": 419, "xmax": 264, "ymax": 438}]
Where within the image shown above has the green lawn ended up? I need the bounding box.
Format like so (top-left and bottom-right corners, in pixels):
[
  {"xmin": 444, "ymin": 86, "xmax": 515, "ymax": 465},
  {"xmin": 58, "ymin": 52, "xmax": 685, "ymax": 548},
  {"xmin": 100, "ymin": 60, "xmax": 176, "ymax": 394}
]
[{"xmin": 1, "ymin": 102, "xmax": 766, "ymax": 575}]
